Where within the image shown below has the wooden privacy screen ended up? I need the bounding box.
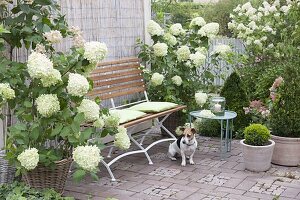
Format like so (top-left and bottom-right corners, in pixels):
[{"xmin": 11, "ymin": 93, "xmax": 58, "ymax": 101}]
[{"xmin": 88, "ymin": 57, "xmax": 145, "ymax": 100}]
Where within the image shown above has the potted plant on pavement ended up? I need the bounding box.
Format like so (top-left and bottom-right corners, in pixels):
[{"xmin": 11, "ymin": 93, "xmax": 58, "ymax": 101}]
[
  {"xmin": 240, "ymin": 123, "xmax": 275, "ymax": 172},
  {"xmin": 270, "ymin": 61, "xmax": 300, "ymax": 166}
]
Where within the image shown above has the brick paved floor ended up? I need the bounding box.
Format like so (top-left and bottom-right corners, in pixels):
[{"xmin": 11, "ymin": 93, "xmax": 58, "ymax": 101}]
[{"xmin": 64, "ymin": 135, "xmax": 300, "ymax": 200}]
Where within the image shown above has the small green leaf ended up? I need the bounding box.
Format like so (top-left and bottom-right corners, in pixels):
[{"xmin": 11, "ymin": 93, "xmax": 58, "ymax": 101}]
[
  {"xmin": 24, "ymin": 101, "xmax": 32, "ymax": 108},
  {"xmin": 51, "ymin": 123, "xmax": 63, "ymax": 137},
  {"xmin": 30, "ymin": 127, "xmax": 39, "ymax": 140},
  {"xmin": 73, "ymin": 169, "xmax": 86, "ymax": 182},
  {"xmin": 80, "ymin": 128, "xmax": 93, "ymax": 141}
]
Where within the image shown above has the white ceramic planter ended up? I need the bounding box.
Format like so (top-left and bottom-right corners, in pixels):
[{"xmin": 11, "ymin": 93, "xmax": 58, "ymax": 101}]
[
  {"xmin": 240, "ymin": 139, "xmax": 275, "ymax": 172},
  {"xmin": 271, "ymin": 135, "xmax": 300, "ymax": 166}
]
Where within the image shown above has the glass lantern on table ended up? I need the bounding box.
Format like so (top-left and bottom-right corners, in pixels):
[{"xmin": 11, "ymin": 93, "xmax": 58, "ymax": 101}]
[{"xmin": 210, "ymin": 97, "xmax": 226, "ymax": 116}]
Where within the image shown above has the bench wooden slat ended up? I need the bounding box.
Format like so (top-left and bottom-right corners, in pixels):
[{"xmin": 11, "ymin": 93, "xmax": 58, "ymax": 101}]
[
  {"xmin": 97, "ymin": 57, "xmax": 140, "ymax": 67},
  {"xmin": 96, "ymin": 87, "xmax": 145, "ymax": 100},
  {"xmin": 88, "ymin": 81, "xmax": 145, "ymax": 96},
  {"xmin": 91, "ymin": 63, "xmax": 140, "ymax": 74},
  {"xmin": 90, "ymin": 69, "xmax": 142, "ymax": 81},
  {"xmin": 121, "ymin": 105, "xmax": 187, "ymax": 128},
  {"xmin": 93, "ymin": 75, "xmax": 143, "ymax": 87}
]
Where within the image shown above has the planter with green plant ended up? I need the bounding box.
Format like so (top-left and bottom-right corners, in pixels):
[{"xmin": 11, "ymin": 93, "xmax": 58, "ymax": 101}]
[
  {"xmin": 240, "ymin": 123, "xmax": 275, "ymax": 172},
  {"xmin": 270, "ymin": 62, "xmax": 300, "ymax": 166}
]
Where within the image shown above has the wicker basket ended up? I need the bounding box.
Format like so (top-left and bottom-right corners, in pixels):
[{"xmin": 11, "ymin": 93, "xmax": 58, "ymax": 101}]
[
  {"xmin": 22, "ymin": 158, "xmax": 72, "ymax": 194},
  {"xmin": 161, "ymin": 111, "xmax": 184, "ymax": 136},
  {"xmin": 0, "ymin": 150, "xmax": 16, "ymax": 184}
]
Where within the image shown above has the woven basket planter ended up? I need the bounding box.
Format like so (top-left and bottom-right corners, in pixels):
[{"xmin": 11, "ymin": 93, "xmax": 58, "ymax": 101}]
[
  {"xmin": 22, "ymin": 158, "xmax": 72, "ymax": 194},
  {"xmin": 0, "ymin": 150, "xmax": 16, "ymax": 184},
  {"xmin": 161, "ymin": 112, "xmax": 184, "ymax": 136}
]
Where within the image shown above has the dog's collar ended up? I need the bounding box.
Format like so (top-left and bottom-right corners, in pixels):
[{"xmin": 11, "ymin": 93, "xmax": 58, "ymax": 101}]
[{"xmin": 183, "ymin": 140, "xmax": 195, "ymax": 146}]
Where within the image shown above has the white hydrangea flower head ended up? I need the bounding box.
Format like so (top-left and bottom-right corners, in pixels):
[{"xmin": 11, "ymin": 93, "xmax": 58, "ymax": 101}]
[
  {"xmin": 150, "ymin": 72, "xmax": 164, "ymax": 86},
  {"xmin": 34, "ymin": 44, "xmax": 46, "ymax": 54},
  {"xmin": 40, "ymin": 69, "xmax": 62, "ymax": 87},
  {"xmin": 104, "ymin": 113, "xmax": 120, "ymax": 128},
  {"xmin": 198, "ymin": 23, "xmax": 219, "ymax": 38},
  {"xmin": 84, "ymin": 41, "xmax": 108, "ymax": 63},
  {"xmin": 73, "ymin": 145, "xmax": 102, "ymax": 171},
  {"xmin": 199, "ymin": 109, "xmax": 215, "ymax": 118},
  {"xmin": 93, "ymin": 117, "xmax": 105, "ymax": 128},
  {"xmin": 114, "ymin": 126, "xmax": 131, "ymax": 150},
  {"xmin": 67, "ymin": 73, "xmax": 89, "ymax": 97},
  {"xmin": 69, "ymin": 26, "xmax": 82, "ymax": 36},
  {"xmin": 176, "ymin": 46, "xmax": 190, "ymax": 61},
  {"xmin": 189, "ymin": 51, "xmax": 206, "ymax": 66},
  {"xmin": 213, "ymin": 44, "xmax": 232, "ymax": 56},
  {"xmin": 280, "ymin": 5, "xmax": 291, "ymax": 14},
  {"xmin": 170, "ymin": 23, "xmax": 185, "ymax": 36},
  {"xmin": 190, "ymin": 17, "xmax": 206, "ymax": 28},
  {"xmin": 195, "ymin": 47, "xmax": 208, "ymax": 55},
  {"xmin": 233, "ymin": 4, "xmax": 242, "ymax": 12},
  {"xmin": 77, "ymin": 99, "xmax": 100, "ymax": 122},
  {"xmin": 175, "ymin": 126, "xmax": 184, "ymax": 136},
  {"xmin": 153, "ymin": 42, "xmax": 168, "ymax": 57},
  {"xmin": 253, "ymin": 39, "xmax": 263, "ymax": 48},
  {"xmin": 17, "ymin": 148, "xmax": 39, "ymax": 170},
  {"xmin": 36, "ymin": 94, "xmax": 60, "ymax": 117},
  {"xmin": 171, "ymin": 75, "xmax": 182, "ymax": 86},
  {"xmin": 241, "ymin": 2, "xmax": 253, "ymax": 11},
  {"xmin": 147, "ymin": 20, "xmax": 164, "ymax": 36},
  {"xmin": 228, "ymin": 22, "xmax": 236, "ymax": 30},
  {"xmin": 0, "ymin": 83, "xmax": 15, "ymax": 100},
  {"xmin": 43, "ymin": 30, "xmax": 63, "ymax": 44},
  {"xmin": 163, "ymin": 33, "xmax": 177, "ymax": 46},
  {"xmin": 195, "ymin": 92, "xmax": 208, "ymax": 106},
  {"xmin": 27, "ymin": 52, "xmax": 54, "ymax": 79},
  {"xmin": 73, "ymin": 35, "xmax": 85, "ymax": 48}
]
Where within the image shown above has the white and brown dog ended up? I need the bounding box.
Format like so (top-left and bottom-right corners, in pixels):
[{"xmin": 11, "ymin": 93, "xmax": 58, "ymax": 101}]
[{"xmin": 168, "ymin": 127, "xmax": 197, "ymax": 166}]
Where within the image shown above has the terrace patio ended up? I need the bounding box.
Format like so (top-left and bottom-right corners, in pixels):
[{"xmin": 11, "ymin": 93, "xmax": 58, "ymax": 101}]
[{"xmin": 64, "ymin": 135, "xmax": 300, "ymax": 200}]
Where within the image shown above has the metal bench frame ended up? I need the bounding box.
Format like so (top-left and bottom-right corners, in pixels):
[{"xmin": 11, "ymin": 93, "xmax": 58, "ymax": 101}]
[{"xmin": 89, "ymin": 57, "xmax": 186, "ymax": 181}]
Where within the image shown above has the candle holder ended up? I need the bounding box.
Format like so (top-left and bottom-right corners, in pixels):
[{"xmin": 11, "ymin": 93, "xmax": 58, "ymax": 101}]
[{"xmin": 210, "ymin": 96, "xmax": 226, "ymax": 116}]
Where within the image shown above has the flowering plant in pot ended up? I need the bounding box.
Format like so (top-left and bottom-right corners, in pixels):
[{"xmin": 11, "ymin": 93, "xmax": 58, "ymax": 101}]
[
  {"xmin": 0, "ymin": 0, "xmax": 129, "ymax": 192},
  {"xmin": 240, "ymin": 123, "xmax": 275, "ymax": 172}
]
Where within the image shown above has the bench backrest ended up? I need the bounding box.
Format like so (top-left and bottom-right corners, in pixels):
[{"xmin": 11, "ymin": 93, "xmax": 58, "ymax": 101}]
[{"xmin": 88, "ymin": 57, "xmax": 147, "ymax": 106}]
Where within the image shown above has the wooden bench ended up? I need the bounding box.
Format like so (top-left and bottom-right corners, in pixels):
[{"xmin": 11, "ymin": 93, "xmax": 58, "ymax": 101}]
[{"xmin": 88, "ymin": 57, "xmax": 186, "ymax": 181}]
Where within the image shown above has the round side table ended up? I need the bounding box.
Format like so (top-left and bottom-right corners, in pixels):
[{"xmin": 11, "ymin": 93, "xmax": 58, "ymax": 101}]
[{"xmin": 189, "ymin": 110, "xmax": 237, "ymax": 159}]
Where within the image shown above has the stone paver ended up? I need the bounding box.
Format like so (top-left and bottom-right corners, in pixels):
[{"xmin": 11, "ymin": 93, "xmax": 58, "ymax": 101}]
[{"xmin": 64, "ymin": 136, "xmax": 300, "ymax": 200}]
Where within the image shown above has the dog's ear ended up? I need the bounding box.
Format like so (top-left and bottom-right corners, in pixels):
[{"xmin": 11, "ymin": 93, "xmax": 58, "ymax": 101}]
[
  {"xmin": 180, "ymin": 127, "xmax": 185, "ymax": 132},
  {"xmin": 191, "ymin": 128, "xmax": 197, "ymax": 134}
]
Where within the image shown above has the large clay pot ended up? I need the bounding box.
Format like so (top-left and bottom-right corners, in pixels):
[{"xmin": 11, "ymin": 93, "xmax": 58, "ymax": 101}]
[
  {"xmin": 240, "ymin": 139, "xmax": 275, "ymax": 172},
  {"xmin": 271, "ymin": 135, "xmax": 300, "ymax": 166}
]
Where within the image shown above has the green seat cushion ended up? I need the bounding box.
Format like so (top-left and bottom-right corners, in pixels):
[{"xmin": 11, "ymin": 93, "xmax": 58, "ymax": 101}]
[
  {"xmin": 109, "ymin": 109, "xmax": 147, "ymax": 124},
  {"xmin": 128, "ymin": 102, "xmax": 178, "ymax": 113}
]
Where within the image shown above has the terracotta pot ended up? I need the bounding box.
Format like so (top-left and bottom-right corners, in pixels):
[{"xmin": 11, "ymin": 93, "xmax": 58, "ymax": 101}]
[
  {"xmin": 271, "ymin": 135, "xmax": 300, "ymax": 166},
  {"xmin": 240, "ymin": 139, "xmax": 275, "ymax": 172}
]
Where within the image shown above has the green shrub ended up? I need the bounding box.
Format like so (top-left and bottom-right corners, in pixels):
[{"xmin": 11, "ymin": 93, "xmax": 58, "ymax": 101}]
[
  {"xmin": 194, "ymin": 118, "xmax": 220, "ymax": 137},
  {"xmin": 0, "ymin": 182, "xmax": 74, "ymax": 200},
  {"xmin": 270, "ymin": 61, "xmax": 300, "ymax": 138},
  {"xmin": 244, "ymin": 124, "xmax": 270, "ymax": 146},
  {"xmin": 220, "ymin": 71, "xmax": 250, "ymax": 136}
]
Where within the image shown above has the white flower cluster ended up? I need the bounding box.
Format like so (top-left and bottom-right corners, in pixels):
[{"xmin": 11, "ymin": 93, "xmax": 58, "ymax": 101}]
[
  {"xmin": 67, "ymin": 73, "xmax": 89, "ymax": 97},
  {"xmin": 114, "ymin": 126, "xmax": 131, "ymax": 150},
  {"xmin": 84, "ymin": 41, "xmax": 108, "ymax": 64},
  {"xmin": 190, "ymin": 17, "xmax": 206, "ymax": 28},
  {"xmin": 195, "ymin": 92, "xmax": 208, "ymax": 106},
  {"xmin": 27, "ymin": 52, "xmax": 62, "ymax": 87},
  {"xmin": 34, "ymin": 44, "xmax": 46, "ymax": 54},
  {"xmin": 147, "ymin": 20, "xmax": 164, "ymax": 36},
  {"xmin": 43, "ymin": 30, "xmax": 63, "ymax": 44},
  {"xmin": 171, "ymin": 75, "xmax": 182, "ymax": 86},
  {"xmin": 151, "ymin": 72, "xmax": 164, "ymax": 86},
  {"xmin": 77, "ymin": 99, "xmax": 100, "ymax": 122},
  {"xmin": 189, "ymin": 51, "xmax": 206, "ymax": 66},
  {"xmin": 73, "ymin": 145, "xmax": 102, "ymax": 171},
  {"xmin": 36, "ymin": 94, "xmax": 60, "ymax": 117},
  {"xmin": 69, "ymin": 26, "xmax": 85, "ymax": 48},
  {"xmin": 176, "ymin": 46, "xmax": 190, "ymax": 61},
  {"xmin": 17, "ymin": 148, "xmax": 39, "ymax": 170},
  {"xmin": 199, "ymin": 109, "xmax": 215, "ymax": 118},
  {"xmin": 170, "ymin": 23, "xmax": 185, "ymax": 36},
  {"xmin": 104, "ymin": 113, "xmax": 120, "ymax": 128},
  {"xmin": 0, "ymin": 83, "xmax": 15, "ymax": 100},
  {"xmin": 93, "ymin": 117, "xmax": 105, "ymax": 128},
  {"xmin": 213, "ymin": 44, "xmax": 232, "ymax": 56},
  {"xmin": 198, "ymin": 23, "xmax": 219, "ymax": 38},
  {"xmin": 163, "ymin": 33, "xmax": 177, "ymax": 46},
  {"xmin": 153, "ymin": 42, "xmax": 168, "ymax": 57}
]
